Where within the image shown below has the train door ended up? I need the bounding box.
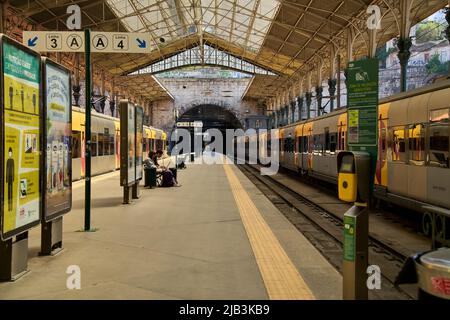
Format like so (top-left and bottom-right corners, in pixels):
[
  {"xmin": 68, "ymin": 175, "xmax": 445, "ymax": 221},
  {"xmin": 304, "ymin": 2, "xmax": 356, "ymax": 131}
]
[{"xmin": 376, "ymin": 104, "xmax": 389, "ymax": 187}]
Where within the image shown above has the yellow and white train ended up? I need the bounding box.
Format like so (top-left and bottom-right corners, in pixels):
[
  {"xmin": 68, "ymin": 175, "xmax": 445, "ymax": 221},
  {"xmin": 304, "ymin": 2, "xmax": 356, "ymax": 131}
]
[
  {"xmin": 72, "ymin": 106, "xmax": 167, "ymax": 181},
  {"xmin": 248, "ymin": 79, "xmax": 450, "ymax": 214}
]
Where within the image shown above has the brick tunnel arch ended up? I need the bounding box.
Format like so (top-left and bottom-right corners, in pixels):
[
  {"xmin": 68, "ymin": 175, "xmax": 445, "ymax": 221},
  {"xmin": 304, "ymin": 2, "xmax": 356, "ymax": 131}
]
[
  {"xmin": 170, "ymin": 104, "xmax": 244, "ymax": 155},
  {"xmin": 177, "ymin": 104, "xmax": 244, "ymax": 130}
]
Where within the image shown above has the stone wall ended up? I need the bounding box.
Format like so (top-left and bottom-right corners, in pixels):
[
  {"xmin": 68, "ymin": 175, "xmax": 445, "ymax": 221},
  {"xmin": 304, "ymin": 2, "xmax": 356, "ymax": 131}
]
[{"xmin": 150, "ymin": 78, "xmax": 266, "ymax": 132}]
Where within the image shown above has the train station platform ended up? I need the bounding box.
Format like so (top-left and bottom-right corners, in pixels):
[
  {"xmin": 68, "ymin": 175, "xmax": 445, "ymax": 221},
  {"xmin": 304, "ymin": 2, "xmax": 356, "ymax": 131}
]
[{"xmin": 0, "ymin": 160, "xmax": 342, "ymax": 300}]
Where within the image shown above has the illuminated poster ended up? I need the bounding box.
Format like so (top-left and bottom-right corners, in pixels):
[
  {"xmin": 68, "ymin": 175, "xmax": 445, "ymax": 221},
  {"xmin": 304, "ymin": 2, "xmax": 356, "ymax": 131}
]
[
  {"xmin": 127, "ymin": 103, "xmax": 136, "ymax": 185},
  {"xmin": 120, "ymin": 100, "xmax": 136, "ymax": 186},
  {"xmin": 44, "ymin": 60, "xmax": 72, "ymax": 221},
  {"xmin": 1, "ymin": 39, "xmax": 41, "ymax": 239},
  {"xmin": 135, "ymin": 106, "xmax": 143, "ymax": 181}
]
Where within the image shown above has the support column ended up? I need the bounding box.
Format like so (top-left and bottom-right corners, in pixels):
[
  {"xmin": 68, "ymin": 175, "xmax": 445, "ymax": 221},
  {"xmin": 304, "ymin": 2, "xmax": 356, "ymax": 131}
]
[
  {"xmin": 291, "ymin": 100, "xmax": 296, "ymax": 124},
  {"xmin": 397, "ymin": 37, "xmax": 412, "ymax": 92},
  {"xmin": 329, "ymin": 44, "xmax": 338, "ymax": 112},
  {"xmin": 305, "ymin": 92, "xmax": 312, "ymax": 119},
  {"xmin": 328, "ymin": 78, "xmax": 337, "ymax": 112},
  {"xmin": 100, "ymin": 71, "xmax": 106, "ymax": 113},
  {"xmin": 110, "ymin": 79, "xmax": 116, "ymax": 117},
  {"xmin": 337, "ymin": 54, "xmax": 341, "ymax": 109},
  {"xmin": 397, "ymin": 0, "xmax": 413, "ymax": 92},
  {"xmin": 316, "ymin": 86, "xmax": 323, "ymax": 116},
  {"xmin": 297, "ymin": 96, "xmax": 304, "ymax": 121},
  {"xmin": 73, "ymin": 53, "xmax": 81, "ymax": 106},
  {"xmin": 446, "ymin": 6, "xmax": 450, "ymax": 76}
]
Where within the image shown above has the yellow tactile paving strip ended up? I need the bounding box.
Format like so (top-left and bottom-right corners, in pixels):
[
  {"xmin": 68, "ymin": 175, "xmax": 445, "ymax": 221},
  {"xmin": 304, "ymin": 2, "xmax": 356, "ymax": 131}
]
[{"xmin": 223, "ymin": 164, "xmax": 315, "ymax": 300}]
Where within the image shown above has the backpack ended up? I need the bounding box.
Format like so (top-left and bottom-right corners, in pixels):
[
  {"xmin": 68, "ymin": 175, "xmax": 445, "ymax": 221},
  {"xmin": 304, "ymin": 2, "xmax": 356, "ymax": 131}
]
[{"xmin": 161, "ymin": 170, "xmax": 174, "ymax": 187}]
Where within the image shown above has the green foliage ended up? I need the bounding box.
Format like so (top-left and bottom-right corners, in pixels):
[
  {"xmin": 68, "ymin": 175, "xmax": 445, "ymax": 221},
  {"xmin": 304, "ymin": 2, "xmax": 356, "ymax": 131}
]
[
  {"xmin": 425, "ymin": 53, "xmax": 449, "ymax": 75},
  {"xmin": 416, "ymin": 21, "xmax": 445, "ymax": 43}
]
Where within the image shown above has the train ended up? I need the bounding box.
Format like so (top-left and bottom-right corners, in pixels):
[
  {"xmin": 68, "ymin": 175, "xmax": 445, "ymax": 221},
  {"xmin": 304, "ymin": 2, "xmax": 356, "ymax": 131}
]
[
  {"xmin": 71, "ymin": 106, "xmax": 167, "ymax": 181},
  {"xmin": 240, "ymin": 79, "xmax": 450, "ymax": 218}
]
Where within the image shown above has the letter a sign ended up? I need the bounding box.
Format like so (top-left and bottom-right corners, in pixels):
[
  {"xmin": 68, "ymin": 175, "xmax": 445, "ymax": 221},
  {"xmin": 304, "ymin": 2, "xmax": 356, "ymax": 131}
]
[{"xmin": 92, "ymin": 34, "xmax": 108, "ymax": 51}]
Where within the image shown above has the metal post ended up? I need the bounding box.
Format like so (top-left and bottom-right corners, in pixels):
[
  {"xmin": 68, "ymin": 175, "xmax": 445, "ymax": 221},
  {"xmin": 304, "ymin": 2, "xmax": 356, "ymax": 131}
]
[
  {"xmin": 84, "ymin": 29, "xmax": 92, "ymax": 231},
  {"xmin": 343, "ymin": 205, "xmax": 369, "ymax": 300}
]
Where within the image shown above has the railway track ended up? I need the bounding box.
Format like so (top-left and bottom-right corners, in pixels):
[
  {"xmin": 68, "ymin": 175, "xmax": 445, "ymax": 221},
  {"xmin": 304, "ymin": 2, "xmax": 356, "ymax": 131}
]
[{"xmin": 238, "ymin": 163, "xmax": 418, "ymax": 300}]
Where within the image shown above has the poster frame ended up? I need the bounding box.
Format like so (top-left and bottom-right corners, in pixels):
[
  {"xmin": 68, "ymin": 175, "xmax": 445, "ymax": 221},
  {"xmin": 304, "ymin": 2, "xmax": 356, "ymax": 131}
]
[
  {"xmin": 42, "ymin": 57, "xmax": 72, "ymax": 223},
  {"xmin": 0, "ymin": 35, "xmax": 42, "ymax": 240},
  {"xmin": 135, "ymin": 105, "xmax": 143, "ymax": 181},
  {"xmin": 120, "ymin": 99, "xmax": 136, "ymax": 187}
]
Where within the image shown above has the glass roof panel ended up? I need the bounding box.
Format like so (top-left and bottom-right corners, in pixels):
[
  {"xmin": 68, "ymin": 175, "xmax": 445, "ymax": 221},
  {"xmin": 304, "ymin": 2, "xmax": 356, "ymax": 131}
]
[{"xmin": 106, "ymin": 0, "xmax": 280, "ymax": 52}]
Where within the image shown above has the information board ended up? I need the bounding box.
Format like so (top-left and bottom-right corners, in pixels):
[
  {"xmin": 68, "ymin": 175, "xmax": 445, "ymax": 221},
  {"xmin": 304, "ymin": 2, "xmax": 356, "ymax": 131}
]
[
  {"xmin": 343, "ymin": 215, "xmax": 356, "ymax": 261},
  {"xmin": 135, "ymin": 106, "xmax": 143, "ymax": 181},
  {"xmin": 347, "ymin": 58, "xmax": 379, "ymax": 147},
  {"xmin": 43, "ymin": 58, "xmax": 72, "ymax": 222},
  {"xmin": 1, "ymin": 36, "xmax": 41, "ymax": 240},
  {"xmin": 120, "ymin": 100, "xmax": 136, "ymax": 186}
]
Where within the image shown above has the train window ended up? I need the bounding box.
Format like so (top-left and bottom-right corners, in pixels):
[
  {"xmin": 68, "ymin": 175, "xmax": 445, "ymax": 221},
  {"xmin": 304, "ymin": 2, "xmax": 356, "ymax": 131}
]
[
  {"xmin": 98, "ymin": 133, "xmax": 104, "ymax": 156},
  {"xmin": 109, "ymin": 134, "xmax": 115, "ymax": 155},
  {"xmin": 314, "ymin": 134, "xmax": 323, "ymax": 155},
  {"xmin": 381, "ymin": 128, "xmax": 387, "ymax": 152},
  {"xmin": 297, "ymin": 137, "xmax": 301, "ymax": 153},
  {"xmin": 303, "ymin": 136, "xmax": 308, "ymax": 153},
  {"xmin": 284, "ymin": 137, "xmax": 294, "ymax": 152},
  {"xmin": 330, "ymin": 133, "xmax": 337, "ymax": 154},
  {"xmin": 92, "ymin": 133, "xmax": 98, "ymax": 157},
  {"xmin": 391, "ymin": 128, "xmax": 406, "ymax": 162},
  {"xmin": 72, "ymin": 131, "xmax": 82, "ymax": 159},
  {"xmin": 408, "ymin": 124, "xmax": 426, "ymax": 165},
  {"xmin": 338, "ymin": 129, "xmax": 346, "ymax": 151},
  {"xmin": 324, "ymin": 128, "xmax": 330, "ymax": 155},
  {"xmin": 429, "ymin": 110, "xmax": 449, "ymax": 168}
]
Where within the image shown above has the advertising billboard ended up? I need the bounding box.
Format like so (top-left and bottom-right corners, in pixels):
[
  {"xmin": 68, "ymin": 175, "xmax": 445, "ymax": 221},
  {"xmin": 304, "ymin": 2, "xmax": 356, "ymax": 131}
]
[
  {"xmin": 43, "ymin": 58, "xmax": 72, "ymax": 221},
  {"xmin": 135, "ymin": 105, "xmax": 143, "ymax": 181},
  {"xmin": 1, "ymin": 36, "xmax": 41, "ymax": 240},
  {"xmin": 120, "ymin": 100, "xmax": 136, "ymax": 186}
]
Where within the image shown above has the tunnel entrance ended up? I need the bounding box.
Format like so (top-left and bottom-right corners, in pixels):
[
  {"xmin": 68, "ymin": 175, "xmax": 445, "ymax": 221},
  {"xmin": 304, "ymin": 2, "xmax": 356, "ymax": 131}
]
[{"xmin": 173, "ymin": 104, "xmax": 243, "ymax": 156}]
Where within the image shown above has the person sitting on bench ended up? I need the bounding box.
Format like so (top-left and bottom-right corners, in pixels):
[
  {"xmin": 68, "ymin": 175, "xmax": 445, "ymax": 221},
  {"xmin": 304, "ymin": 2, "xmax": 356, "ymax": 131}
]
[{"xmin": 152, "ymin": 150, "xmax": 180, "ymax": 187}]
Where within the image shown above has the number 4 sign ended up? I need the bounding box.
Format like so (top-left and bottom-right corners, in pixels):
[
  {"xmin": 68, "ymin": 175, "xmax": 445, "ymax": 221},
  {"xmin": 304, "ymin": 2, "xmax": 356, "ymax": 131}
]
[{"xmin": 90, "ymin": 32, "xmax": 151, "ymax": 53}]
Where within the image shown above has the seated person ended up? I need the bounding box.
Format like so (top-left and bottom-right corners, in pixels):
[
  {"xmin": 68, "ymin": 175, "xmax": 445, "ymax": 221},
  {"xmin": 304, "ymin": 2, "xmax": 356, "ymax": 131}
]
[
  {"xmin": 143, "ymin": 151, "xmax": 156, "ymax": 169},
  {"xmin": 152, "ymin": 150, "xmax": 181, "ymax": 187}
]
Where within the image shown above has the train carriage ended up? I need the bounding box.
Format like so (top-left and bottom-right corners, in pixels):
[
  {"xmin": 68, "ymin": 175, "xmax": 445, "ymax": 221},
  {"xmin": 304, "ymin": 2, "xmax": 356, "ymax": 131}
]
[
  {"xmin": 71, "ymin": 106, "xmax": 167, "ymax": 181},
  {"xmin": 267, "ymin": 79, "xmax": 450, "ymax": 215}
]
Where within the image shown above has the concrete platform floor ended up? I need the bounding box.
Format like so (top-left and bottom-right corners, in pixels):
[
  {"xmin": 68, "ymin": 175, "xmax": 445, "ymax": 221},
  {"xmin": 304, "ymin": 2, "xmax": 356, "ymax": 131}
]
[{"xmin": 0, "ymin": 162, "xmax": 342, "ymax": 300}]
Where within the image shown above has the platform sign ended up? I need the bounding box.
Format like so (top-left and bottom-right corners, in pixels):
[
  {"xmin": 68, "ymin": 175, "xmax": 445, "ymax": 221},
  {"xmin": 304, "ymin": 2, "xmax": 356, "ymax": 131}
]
[
  {"xmin": 42, "ymin": 58, "xmax": 72, "ymax": 222},
  {"xmin": 135, "ymin": 105, "xmax": 144, "ymax": 181},
  {"xmin": 91, "ymin": 32, "xmax": 152, "ymax": 53},
  {"xmin": 23, "ymin": 31, "xmax": 85, "ymax": 52},
  {"xmin": 120, "ymin": 100, "xmax": 136, "ymax": 187},
  {"xmin": 0, "ymin": 36, "xmax": 42, "ymax": 240},
  {"xmin": 347, "ymin": 58, "xmax": 379, "ymax": 148},
  {"xmin": 23, "ymin": 31, "xmax": 152, "ymax": 54}
]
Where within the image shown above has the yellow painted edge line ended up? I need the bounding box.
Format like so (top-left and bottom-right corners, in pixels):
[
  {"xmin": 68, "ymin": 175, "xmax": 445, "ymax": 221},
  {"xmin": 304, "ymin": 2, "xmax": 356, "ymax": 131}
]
[{"xmin": 223, "ymin": 164, "xmax": 315, "ymax": 300}]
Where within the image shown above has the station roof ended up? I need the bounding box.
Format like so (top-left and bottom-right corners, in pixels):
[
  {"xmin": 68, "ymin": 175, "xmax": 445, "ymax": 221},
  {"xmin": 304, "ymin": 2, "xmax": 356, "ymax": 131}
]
[{"xmin": 9, "ymin": 0, "xmax": 448, "ymax": 102}]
